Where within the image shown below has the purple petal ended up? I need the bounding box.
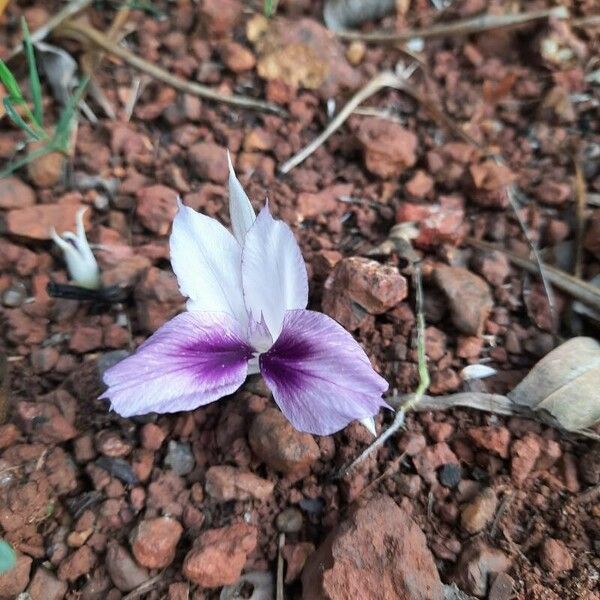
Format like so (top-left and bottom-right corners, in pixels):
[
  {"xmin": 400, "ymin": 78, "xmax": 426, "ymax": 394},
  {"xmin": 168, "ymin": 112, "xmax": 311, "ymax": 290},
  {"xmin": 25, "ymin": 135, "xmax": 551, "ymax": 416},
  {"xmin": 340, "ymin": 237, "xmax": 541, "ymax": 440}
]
[
  {"xmin": 242, "ymin": 204, "xmax": 308, "ymax": 340},
  {"xmin": 259, "ymin": 309, "xmax": 390, "ymax": 435},
  {"xmin": 101, "ymin": 312, "xmax": 254, "ymax": 417},
  {"xmin": 227, "ymin": 152, "xmax": 255, "ymax": 245},
  {"xmin": 170, "ymin": 201, "xmax": 247, "ymax": 327}
]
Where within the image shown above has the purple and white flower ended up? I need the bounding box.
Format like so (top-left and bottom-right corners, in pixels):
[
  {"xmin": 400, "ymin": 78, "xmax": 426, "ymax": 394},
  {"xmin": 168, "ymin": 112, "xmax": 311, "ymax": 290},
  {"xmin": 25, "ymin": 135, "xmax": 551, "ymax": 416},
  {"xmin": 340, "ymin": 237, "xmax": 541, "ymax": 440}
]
[{"xmin": 101, "ymin": 156, "xmax": 389, "ymax": 435}]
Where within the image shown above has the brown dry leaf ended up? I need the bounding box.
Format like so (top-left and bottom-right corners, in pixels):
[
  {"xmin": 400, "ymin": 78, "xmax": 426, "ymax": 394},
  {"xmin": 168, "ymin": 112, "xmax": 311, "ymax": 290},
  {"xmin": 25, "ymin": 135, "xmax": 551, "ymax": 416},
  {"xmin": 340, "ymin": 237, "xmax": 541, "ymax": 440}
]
[{"xmin": 509, "ymin": 336, "xmax": 600, "ymax": 433}]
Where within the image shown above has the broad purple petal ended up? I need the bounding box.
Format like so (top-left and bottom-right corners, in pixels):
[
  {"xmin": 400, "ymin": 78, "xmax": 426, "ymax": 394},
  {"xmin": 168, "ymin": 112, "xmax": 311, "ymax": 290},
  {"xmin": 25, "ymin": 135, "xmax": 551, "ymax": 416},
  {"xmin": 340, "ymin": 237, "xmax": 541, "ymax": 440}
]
[
  {"xmin": 170, "ymin": 201, "xmax": 247, "ymax": 327},
  {"xmin": 101, "ymin": 312, "xmax": 254, "ymax": 417},
  {"xmin": 227, "ymin": 152, "xmax": 255, "ymax": 245},
  {"xmin": 242, "ymin": 205, "xmax": 308, "ymax": 340},
  {"xmin": 259, "ymin": 309, "xmax": 390, "ymax": 435}
]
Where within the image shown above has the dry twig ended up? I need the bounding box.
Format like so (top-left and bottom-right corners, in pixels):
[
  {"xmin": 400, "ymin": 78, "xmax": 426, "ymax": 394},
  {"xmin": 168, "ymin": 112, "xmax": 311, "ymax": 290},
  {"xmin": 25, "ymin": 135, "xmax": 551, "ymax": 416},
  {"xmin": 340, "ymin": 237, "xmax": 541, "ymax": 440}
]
[
  {"xmin": 122, "ymin": 573, "xmax": 165, "ymax": 600},
  {"xmin": 56, "ymin": 20, "xmax": 286, "ymax": 116},
  {"xmin": 276, "ymin": 532, "xmax": 285, "ymax": 600},
  {"xmin": 574, "ymin": 160, "xmax": 587, "ymax": 279}
]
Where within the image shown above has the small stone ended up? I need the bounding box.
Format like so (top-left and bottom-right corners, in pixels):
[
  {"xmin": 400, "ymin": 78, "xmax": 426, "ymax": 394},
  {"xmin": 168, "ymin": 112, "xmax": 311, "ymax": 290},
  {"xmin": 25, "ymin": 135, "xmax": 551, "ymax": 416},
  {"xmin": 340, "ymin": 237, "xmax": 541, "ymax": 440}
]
[
  {"xmin": 31, "ymin": 346, "xmax": 60, "ymax": 373},
  {"xmin": 534, "ymin": 181, "xmax": 571, "ymax": 206},
  {"xmin": 249, "ymin": 408, "xmax": 320, "ymax": 475},
  {"xmin": 27, "ymin": 566, "xmax": 68, "ymax": 600},
  {"xmin": 467, "ymin": 427, "xmax": 510, "ymax": 459},
  {"xmin": 398, "ymin": 432, "xmax": 427, "ymax": 456},
  {"xmin": 425, "ymin": 326, "xmax": 447, "ymax": 362},
  {"xmin": 205, "ymin": 465, "xmax": 274, "ymax": 502},
  {"xmin": 167, "ymin": 582, "xmax": 190, "ymax": 600},
  {"xmin": 454, "ymin": 539, "xmax": 511, "ymax": 597},
  {"xmin": 460, "ymin": 488, "xmax": 498, "ymax": 534},
  {"xmin": 471, "ymin": 251, "xmax": 510, "ymax": 287},
  {"xmin": 432, "ymin": 265, "xmax": 493, "ymax": 336},
  {"xmin": 356, "ymin": 118, "xmax": 417, "ymax": 178},
  {"xmin": 439, "ymin": 463, "xmax": 462, "ymax": 488},
  {"xmin": 583, "ymin": 210, "xmax": 600, "ymax": 260},
  {"xmin": 488, "ymin": 572, "xmax": 515, "ymax": 600},
  {"xmin": 413, "ymin": 442, "xmax": 459, "ymax": 485},
  {"xmin": 456, "ymin": 336, "xmax": 484, "ymax": 359},
  {"xmin": 511, "ymin": 433, "xmax": 541, "ymax": 486},
  {"xmin": 164, "ymin": 440, "xmax": 195, "ymax": 475},
  {"xmin": 276, "ymin": 507, "xmax": 304, "ymax": 533},
  {"xmin": 2, "ymin": 284, "xmax": 26, "ymax": 307},
  {"xmin": 134, "ymin": 267, "xmax": 182, "ymax": 334},
  {"xmin": 322, "ymin": 257, "xmax": 408, "ymax": 330},
  {"xmin": 105, "ymin": 543, "xmax": 150, "ymax": 592},
  {"xmin": 219, "ymin": 41, "xmax": 256, "ymax": 72},
  {"xmin": 182, "ymin": 523, "xmax": 258, "ymax": 588},
  {"xmin": 302, "ymin": 495, "xmax": 443, "ymax": 600},
  {"xmin": 17, "ymin": 401, "xmax": 78, "ymax": 444},
  {"xmin": 96, "ymin": 430, "xmax": 132, "ymax": 458},
  {"xmin": 130, "ymin": 517, "xmax": 183, "ymax": 569},
  {"xmin": 27, "ymin": 145, "xmax": 65, "ymax": 187},
  {"xmin": 406, "ymin": 170, "xmax": 434, "ymax": 198},
  {"xmin": 188, "ymin": 142, "xmax": 228, "ymax": 183},
  {"xmin": 283, "ymin": 543, "xmax": 315, "ymax": 583},
  {"xmin": 58, "ymin": 546, "xmax": 96, "ymax": 582},
  {"xmin": 0, "ymin": 177, "xmax": 36, "ymax": 209},
  {"xmin": 346, "ymin": 40, "xmax": 366, "ymax": 65},
  {"xmin": 140, "ymin": 423, "xmax": 167, "ymax": 450},
  {"xmin": 539, "ymin": 538, "xmax": 573, "ymax": 575},
  {"xmin": 198, "ymin": 0, "xmax": 242, "ymax": 37},
  {"xmin": 0, "ymin": 554, "xmax": 32, "ymax": 598},
  {"xmin": 579, "ymin": 446, "xmax": 600, "ymax": 485},
  {"xmin": 69, "ymin": 325, "xmax": 103, "ymax": 353},
  {"xmin": 297, "ymin": 184, "xmax": 352, "ymax": 219},
  {"xmin": 135, "ymin": 185, "xmax": 178, "ymax": 235}
]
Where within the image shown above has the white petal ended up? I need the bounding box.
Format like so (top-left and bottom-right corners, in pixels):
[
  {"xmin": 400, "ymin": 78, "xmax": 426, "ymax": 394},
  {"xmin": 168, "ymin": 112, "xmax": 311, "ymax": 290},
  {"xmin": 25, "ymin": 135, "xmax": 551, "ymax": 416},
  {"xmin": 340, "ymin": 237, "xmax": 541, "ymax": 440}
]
[
  {"xmin": 241, "ymin": 204, "xmax": 308, "ymax": 340},
  {"xmin": 461, "ymin": 364, "xmax": 497, "ymax": 381},
  {"xmin": 359, "ymin": 416, "xmax": 377, "ymax": 437},
  {"xmin": 170, "ymin": 201, "xmax": 247, "ymax": 326},
  {"xmin": 75, "ymin": 207, "xmax": 98, "ymax": 267},
  {"xmin": 51, "ymin": 227, "xmax": 100, "ymax": 289},
  {"xmin": 228, "ymin": 151, "xmax": 255, "ymax": 245}
]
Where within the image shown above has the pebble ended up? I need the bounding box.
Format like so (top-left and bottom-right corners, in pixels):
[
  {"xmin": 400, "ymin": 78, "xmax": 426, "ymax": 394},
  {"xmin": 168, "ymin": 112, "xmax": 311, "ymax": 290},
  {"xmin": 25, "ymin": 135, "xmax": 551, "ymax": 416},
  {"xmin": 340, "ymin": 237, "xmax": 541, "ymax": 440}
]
[
  {"xmin": 470, "ymin": 250, "xmax": 510, "ymax": 287},
  {"xmin": 188, "ymin": 142, "xmax": 228, "ymax": 183},
  {"xmin": 468, "ymin": 426, "xmax": 511, "ymax": 459},
  {"xmin": 579, "ymin": 446, "xmax": 600, "ymax": 485},
  {"xmin": 164, "ymin": 440, "xmax": 195, "ymax": 476},
  {"xmin": 58, "ymin": 546, "xmax": 96, "ymax": 582},
  {"xmin": 0, "ymin": 554, "xmax": 32, "ymax": 598},
  {"xmin": 488, "ymin": 572, "xmax": 515, "ymax": 600},
  {"xmin": 135, "ymin": 185, "xmax": 178, "ymax": 235},
  {"xmin": 302, "ymin": 495, "xmax": 443, "ymax": 600},
  {"xmin": 130, "ymin": 517, "xmax": 183, "ymax": 569},
  {"xmin": 95, "ymin": 430, "xmax": 133, "ymax": 458},
  {"xmin": 219, "ymin": 40, "xmax": 256, "ymax": 72},
  {"xmin": 249, "ymin": 408, "xmax": 320, "ymax": 475},
  {"xmin": 0, "ymin": 176, "xmax": 36, "ymax": 209},
  {"xmin": 27, "ymin": 566, "xmax": 68, "ymax": 600},
  {"xmin": 2, "ymin": 284, "xmax": 26, "ymax": 307},
  {"xmin": 140, "ymin": 423, "xmax": 167, "ymax": 450},
  {"xmin": 460, "ymin": 488, "xmax": 498, "ymax": 534},
  {"xmin": 205, "ymin": 465, "xmax": 274, "ymax": 502},
  {"xmin": 198, "ymin": 0, "xmax": 242, "ymax": 37},
  {"xmin": 539, "ymin": 538, "xmax": 573, "ymax": 575},
  {"xmin": 105, "ymin": 543, "xmax": 150, "ymax": 592},
  {"xmin": 283, "ymin": 543, "xmax": 315, "ymax": 583},
  {"xmin": 413, "ymin": 442, "xmax": 460, "ymax": 485},
  {"xmin": 583, "ymin": 210, "xmax": 600, "ymax": 260},
  {"xmin": 276, "ymin": 507, "xmax": 304, "ymax": 533},
  {"xmin": 454, "ymin": 539, "xmax": 511, "ymax": 597},
  {"xmin": 511, "ymin": 433, "xmax": 541, "ymax": 486},
  {"xmin": 182, "ymin": 523, "xmax": 258, "ymax": 588},
  {"xmin": 439, "ymin": 463, "xmax": 462, "ymax": 488}
]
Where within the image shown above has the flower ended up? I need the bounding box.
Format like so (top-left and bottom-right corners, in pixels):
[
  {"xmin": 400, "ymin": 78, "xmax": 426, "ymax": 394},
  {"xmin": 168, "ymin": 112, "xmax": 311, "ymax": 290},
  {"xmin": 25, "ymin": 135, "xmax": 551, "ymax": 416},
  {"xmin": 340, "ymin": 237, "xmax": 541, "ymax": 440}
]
[
  {"xmin": 50, "ymin": 207, "xmax": 100, "ymax": 289},
  {"xmin": 101, "ymin": 156, "xmax": 390, "ymax": 435}
]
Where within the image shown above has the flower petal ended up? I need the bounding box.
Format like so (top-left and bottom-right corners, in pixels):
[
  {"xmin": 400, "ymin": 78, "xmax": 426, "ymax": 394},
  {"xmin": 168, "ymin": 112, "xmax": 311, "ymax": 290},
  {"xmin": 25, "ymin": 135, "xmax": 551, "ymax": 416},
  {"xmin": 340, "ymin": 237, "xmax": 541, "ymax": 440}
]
[
  {"xmin": 259, "ymin": 309, "xmax": 390, "ymax": 435},
  {"xmin": 242, "ymin": 205, "xmax": 308, "ymax": 339},
  {"xmin": 227, "ymin": 151, "xmax": 255, "ymax": 245},
  {"xmin": 101, "ymin": 312, "xmax": 254, "ymax": 417},
  {"xmin": 170, "ymin": 201, "xmax": 247, "ymax": 326}
]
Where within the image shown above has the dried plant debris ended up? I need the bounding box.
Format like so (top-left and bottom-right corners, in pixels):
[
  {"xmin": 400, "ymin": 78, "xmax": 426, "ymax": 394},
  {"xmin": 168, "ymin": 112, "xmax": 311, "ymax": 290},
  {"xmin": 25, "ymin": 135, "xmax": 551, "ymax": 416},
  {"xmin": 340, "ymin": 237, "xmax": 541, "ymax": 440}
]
[{"xmin": 323, "ymin": 0, "xmax": 395, "ymax": 32}]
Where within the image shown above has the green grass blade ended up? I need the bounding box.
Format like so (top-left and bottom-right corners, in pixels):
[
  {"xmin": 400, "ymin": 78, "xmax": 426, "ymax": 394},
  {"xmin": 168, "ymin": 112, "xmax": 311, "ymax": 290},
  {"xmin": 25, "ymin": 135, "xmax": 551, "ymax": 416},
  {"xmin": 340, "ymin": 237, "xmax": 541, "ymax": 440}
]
[
  {"xmin": 21, "ymin": 18, "xmax": 44, "ymax": 127},
  {"xmin": 0, "ymin": 144, "xmax": 52, "ymax": 179},
  {"xmin": 3, "ymin": 97, "xmax": 44, "ymax": 140},
  {"xmin": 52, "ymin": 76, "xmax": 89, "ymax": 150},
  {"xmin": 0, "ymin": 60, "xmax": 25, "ymax": 101}
]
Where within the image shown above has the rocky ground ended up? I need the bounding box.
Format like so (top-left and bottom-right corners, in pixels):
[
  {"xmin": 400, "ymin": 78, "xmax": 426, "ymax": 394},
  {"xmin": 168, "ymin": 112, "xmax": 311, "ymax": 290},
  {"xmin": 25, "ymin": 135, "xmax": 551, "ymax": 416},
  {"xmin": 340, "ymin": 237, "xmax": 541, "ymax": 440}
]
[{"xmin": 0, "ymin": 0, "xmax": 599, "ymax": 599}]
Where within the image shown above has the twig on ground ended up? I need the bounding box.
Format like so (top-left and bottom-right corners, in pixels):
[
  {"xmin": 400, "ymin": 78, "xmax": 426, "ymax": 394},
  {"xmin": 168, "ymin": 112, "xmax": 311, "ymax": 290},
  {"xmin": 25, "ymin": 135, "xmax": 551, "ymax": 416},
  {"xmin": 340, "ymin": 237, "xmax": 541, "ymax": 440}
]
[
  {"xmin": 574, "ymin": 159, "xmax": 587, "ymax": 280},
  {"xmin": 122, "ymin": 573, "xmax": 165, "ymax": 600},
  {"xmin": 490, "ymin": 492, "xmax": 513, "ymax": 539},
  {"xmin": 276, "ymin": 532, "xmax": 285, "ymax": 600},
  {"xmin": 467, "ymin": 238, "xmax": 600, "ymax": 312},
  {"xmin": 335, "ymin": 6, "xmax": 569, "ymax": 43},
  {"xmin": 56, "ymin": 20, "xmax": 287, "ymax": 116},
  {"xmin": 339, "ymin": 264, "xmax": 429, "ymax": 478}
]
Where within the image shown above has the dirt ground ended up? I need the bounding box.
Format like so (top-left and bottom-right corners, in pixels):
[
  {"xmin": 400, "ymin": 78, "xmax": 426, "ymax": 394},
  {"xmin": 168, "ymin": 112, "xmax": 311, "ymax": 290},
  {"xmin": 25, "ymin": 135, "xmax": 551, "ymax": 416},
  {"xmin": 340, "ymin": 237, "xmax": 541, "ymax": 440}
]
[{"xmin": 0, "ymin": 0, "xmax": 599, "ymax": 599}]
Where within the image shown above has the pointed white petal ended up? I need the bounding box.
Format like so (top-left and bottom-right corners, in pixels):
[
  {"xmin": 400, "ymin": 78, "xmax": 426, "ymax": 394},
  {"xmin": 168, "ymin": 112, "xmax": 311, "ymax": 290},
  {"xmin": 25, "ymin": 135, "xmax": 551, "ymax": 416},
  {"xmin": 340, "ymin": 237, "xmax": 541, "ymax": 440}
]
[
  {"xmin": 170, "ymin": 201, "xmax": 247, "ymax": 326},
  {"xmin": 461, "ymin": 364, "xmax": 497, "ymax": 381},
  {"xmin": 359, "ymin": 416, "xmax": 377, "ymax": 437},
  {"xmin": 228, "ymin": 151, "xmax": 255, "ymax": 245},
  {"xmin": 241, "ymin": 204, "xmax": 308, "ymax": 340},
  {"xmin": 51, "ymin": 227, "xmax": 100, "ymax": 289}
]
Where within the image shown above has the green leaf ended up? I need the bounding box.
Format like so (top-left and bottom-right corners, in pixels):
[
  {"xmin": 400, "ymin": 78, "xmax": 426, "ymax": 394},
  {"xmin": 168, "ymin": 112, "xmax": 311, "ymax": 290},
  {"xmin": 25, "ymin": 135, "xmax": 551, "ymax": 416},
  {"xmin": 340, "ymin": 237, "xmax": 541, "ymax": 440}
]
[
  {"xmin": 0, "ymin": 540, "xmax": 16, "ymax": 574},
  {"xmin": 52, "ymin": 76, "xmax": 89, "ymax": 151},
  {"xmin": 3, "ymin": 97, "xmax": 44, "ymax": 140},
  {"xmin": 0, "ymin": 143, "xmax": 52, "ymax": 179},
  {"xmin": 0, "ymin": 60, "xmax": 25, "ymax": 101},
  {"xmin": 21, "ymin": 17, "xmax": 44, "ymax": 127}
]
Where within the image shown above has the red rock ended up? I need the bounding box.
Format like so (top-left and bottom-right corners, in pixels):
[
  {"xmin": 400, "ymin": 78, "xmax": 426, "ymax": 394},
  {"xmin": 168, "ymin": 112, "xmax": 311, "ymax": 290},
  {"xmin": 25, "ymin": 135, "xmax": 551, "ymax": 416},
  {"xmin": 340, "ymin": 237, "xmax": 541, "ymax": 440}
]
[
  {"xmin": 469, "ymin": 160, "xmax": 514, "ymax": 208},
  {"xmin": 0, "ymin": 553, "xmax": 32, "ymax": 598},
  {"xmin": 103, "ymin": 324, "xmax": 129, "ymax": 349},
  {"xmin": 356, "ymin": 118, "xmax": 417, "ymax": 178},
  {"xmin": 198, "ymin": 0, "xmax": 242, "ymax": 37},
  {"xmin": 322, "ymin": 257, "xmax": 408, "ymax": 330},
  {"xmin": 425, "ymin": 326, "xmax": 447, "ymax": 362},
  {"xmin": 27, "ymin": 566, "xmax": 67, "ymax": 600},
  {"xmin": 58, "ymin": 546, "xmax": 96, "ymax": 582},
  {"xmin": 413, "ymin": 442, "xmax": 459, "ymax": 485},
  {"xmin": 31, "ymin": 346, "xmax": 60, "ymax": 373},
  {"xmin": 511, "ymin": 433, "xmax": 541, "ymax": 485},
  {"xmin": 95, "ymin": 430, "xmax": 133, "ymax": 458},
  {"xmin": 17, "ymin": 401, "xmax": 78, "ymax": 444},
  {"xmin": 398, "ymin": 431, "xmax": 427, "ymax": 456},
  {"xmin": 105, "ymin": 543, "xmax": 150, "ymax": 592},
  {"xmin": 460, "ymin": 488, "xmax": 498, "ymax": 534},
  {"xmin": 396, "ymin": 196, "xmax": 465, "ymax": 249},
  {"xmin": 6, "ymin": 200, "xmax": 89, "ymax": 240},
  {"xmin": 249, "ymin": 408, "xmax": 320, "ymax": 475},
  {"xmin": 219, "ymin": 41, "xmax": 256, "ymax": 72},
  {"xmin": 405, "ymin": 170, "xmax": 434, "ymax": 198},
  {"xmin": 427, "ymin": 422, "xmax": 454, "ymax": 443},
  {"xmin": 534, "ymin": 180, "xmax": 571, "ymax": 206},
  {"xmin": 0, "ymin": 423, "xmax": 20, "ymax": 449},
  {"xmin": 168, "ymin": 582, "xmax": 190, "ymax": 600},
  {"xmin": 243, "ymin": 128, "xmax": 274, "ymax": 153},
  {"xmin": 134, "ymin": 267, "xmax": 183, "ymax": 333},
  {"xmin": 182, "ymin": 523, "xmax": 258, "ymax": 588},
  {"xmin": 140, "ymin": 423, "xmax": 167, "ymax": 450},
  {"xmin": 135, "ymin": 185, "xmax": 178, "ymax": 235},
  {"xmin": 302, "ymin": 495, "xmax": 442, "ymax": 600},
  {"xmin": 468, "ymin": 427, "xmax": 511, "ymax": 459},
  {"xmin": 205, "ymin": 465, "xmax": 275, "ymax": 501},
  {"xmin": 130, "ymin": 517, "xmax": 183, "ymax": 569},
  {"xmin": 188, "ymin": 142, "xmax": 228, "ymax": 183},
  {"xmin": 539, "ymin": 538, "xmax": 573, "ymax": 574},
  {"xmin": 454, "ymin": 539, "xmax": 511, "ymax": 597},
  {"xmin": 69, "ymin": 325, "xmax": 103, "ymax": 353},
  {"xmin": 283, "ymin": 542, "xmax": 315, "ymax": 583},
  {"xmin": 584, "ymin": 210, "xmax": 600, "ymax": 260},
  {"xmin": 0, "ymin": 176, "xmax": 36, "ymax": 208},
  {"xmin": 297, "ymin": 184, "xmax": 352, "ymax": 219},
  {"xmin": 432, "ymin": 265, "xmax": 493, "ymax": 336},
  {"xmin": 102, "ymin": 255, "xmax": 151, "ymax": 288},
  {"xmin": 27, "ymin": 145, "xmax": 65, "ymax": 188},
  {"xmin": 471, "ymin": 250, "xmax": 510, "ymax": 287}
]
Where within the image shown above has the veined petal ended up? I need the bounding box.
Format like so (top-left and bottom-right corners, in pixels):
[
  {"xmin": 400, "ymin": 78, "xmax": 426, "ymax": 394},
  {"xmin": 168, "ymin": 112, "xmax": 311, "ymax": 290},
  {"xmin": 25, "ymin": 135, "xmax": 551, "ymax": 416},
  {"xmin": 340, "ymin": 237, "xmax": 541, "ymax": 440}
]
[
  {"xmin": 242, "ymin": 205, "xmax": 308, "ymax": 340},
  {"xmin": 170, "ymin": 201, "xmax": 247, "ymax": 326},
  {"xmin": 227, "ymin": 151, "xmax": 255, "ymax": 245},
  {"xmin": 101, "ymin": 312, "xmax": 254, "ymax": 417},
  {"xmin": 259, "ymin": 309, "xmax": 390, "ymax": 435}
]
